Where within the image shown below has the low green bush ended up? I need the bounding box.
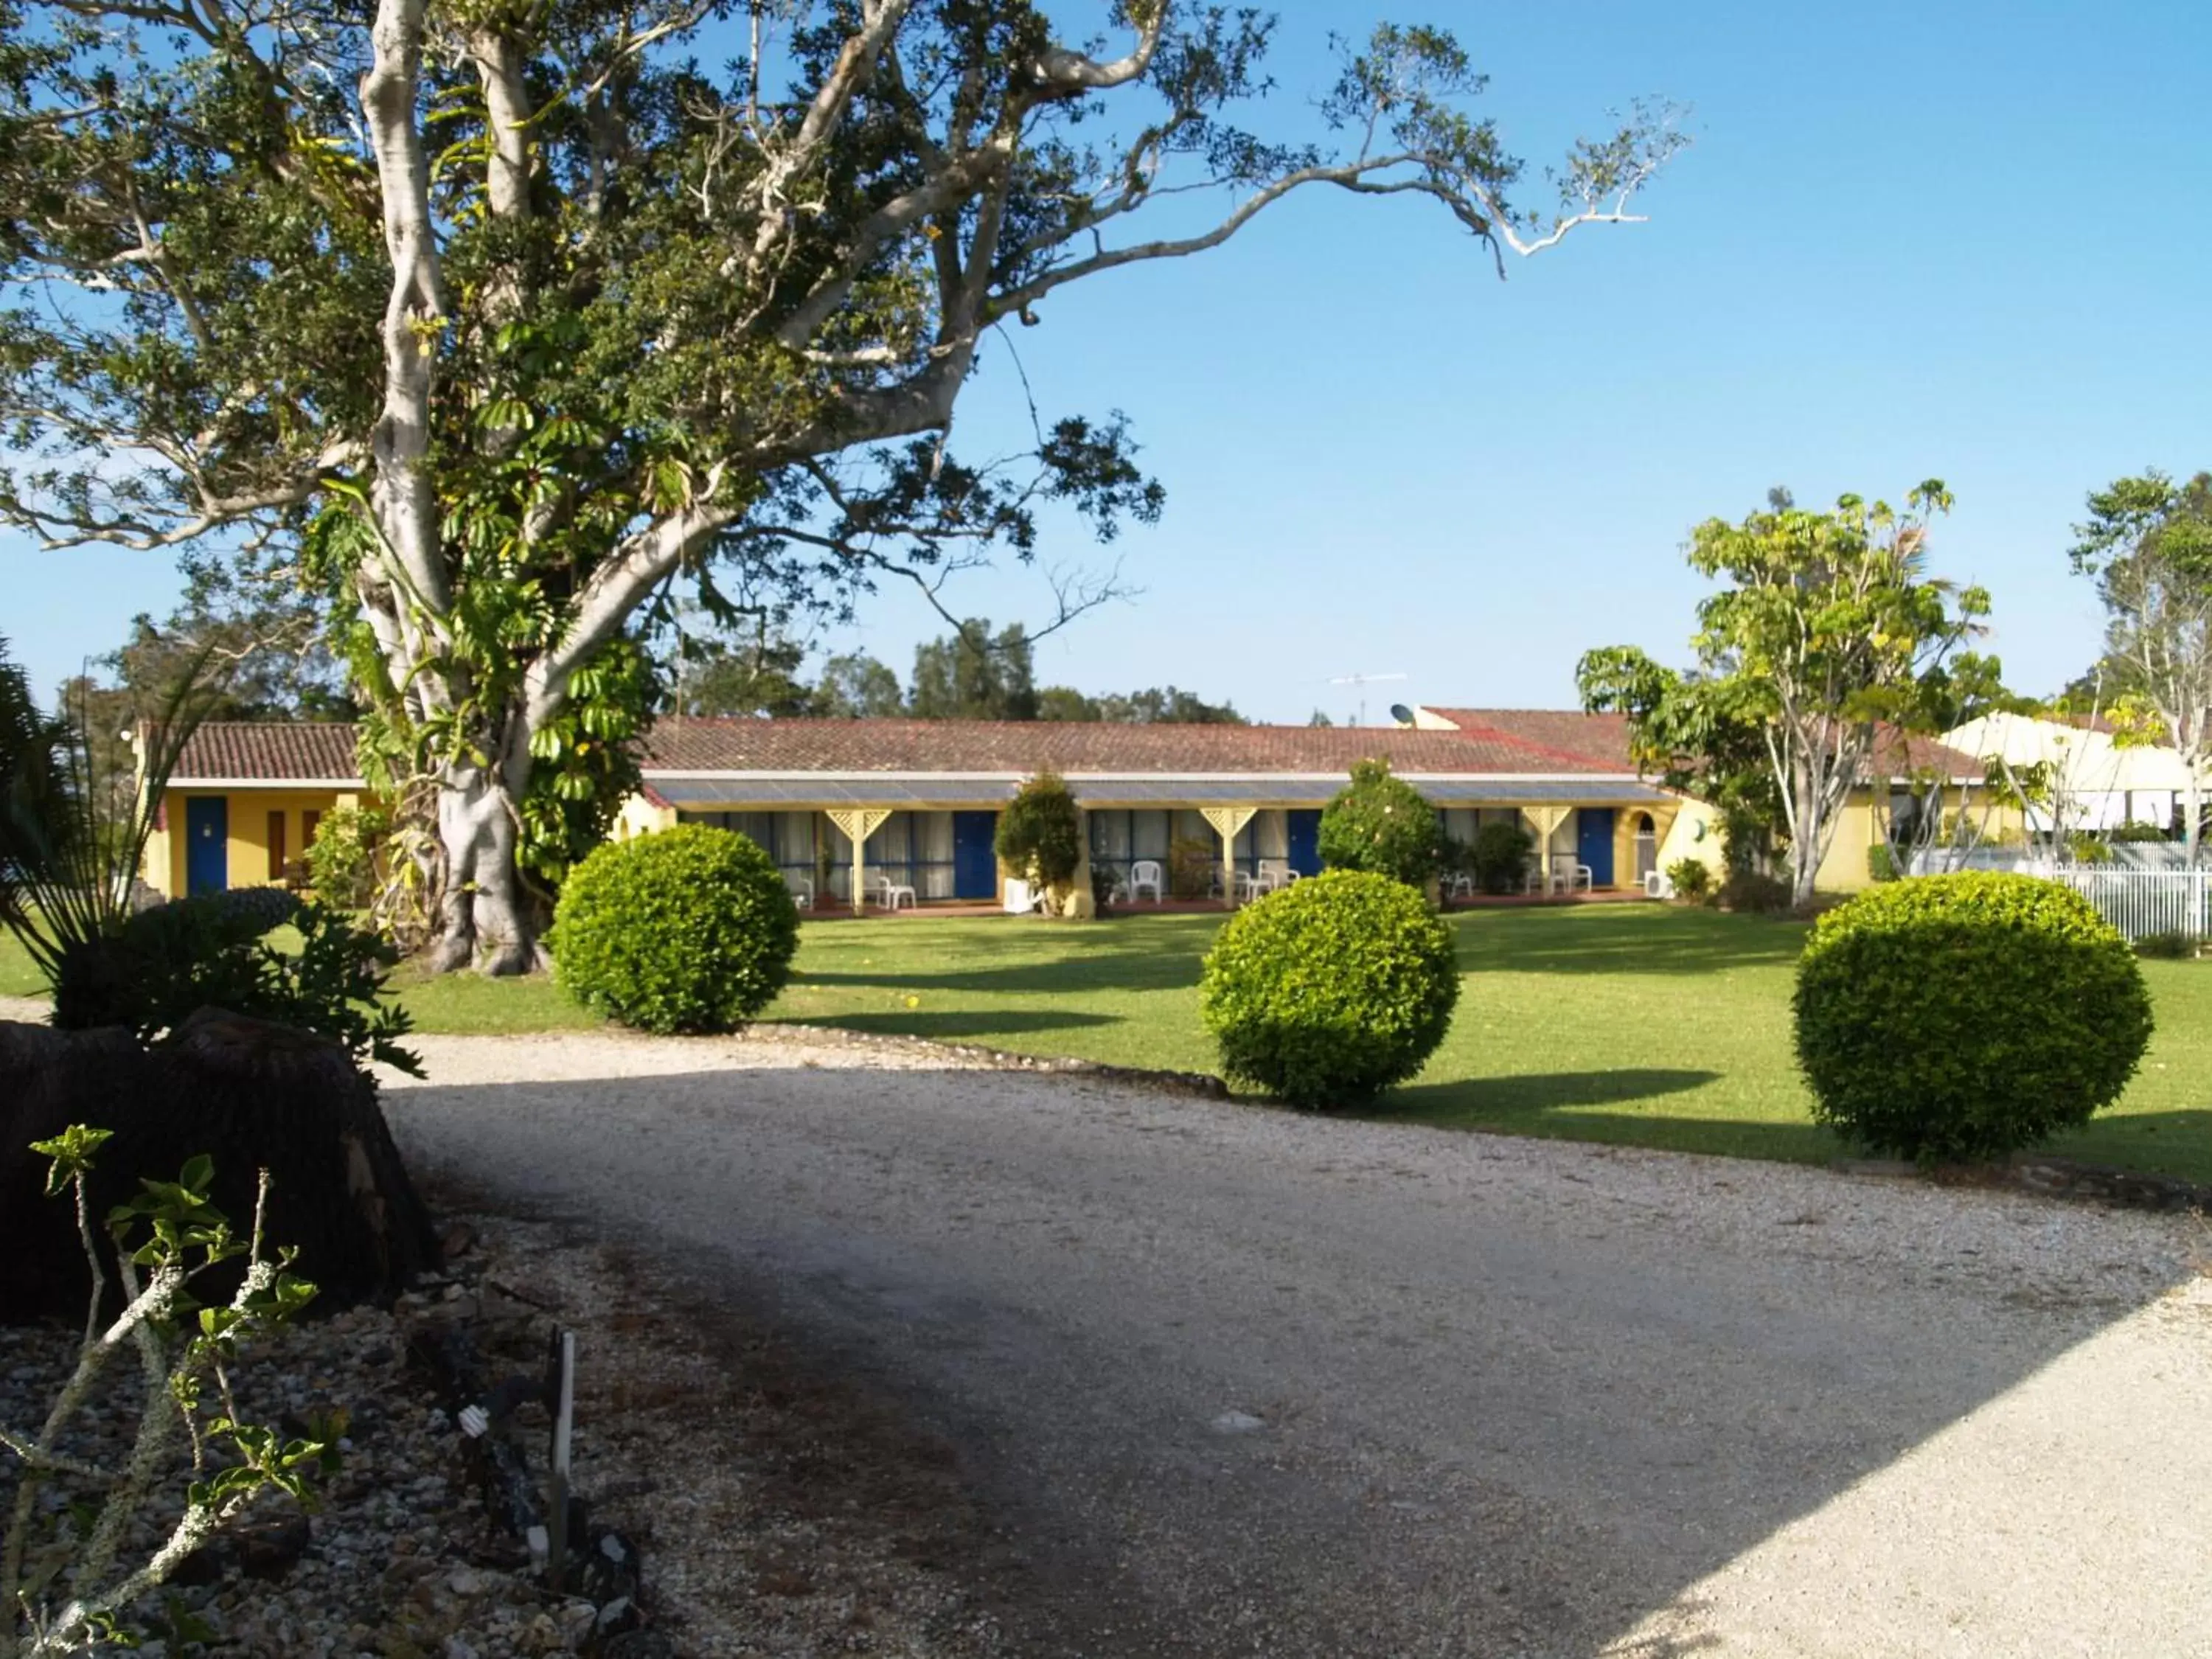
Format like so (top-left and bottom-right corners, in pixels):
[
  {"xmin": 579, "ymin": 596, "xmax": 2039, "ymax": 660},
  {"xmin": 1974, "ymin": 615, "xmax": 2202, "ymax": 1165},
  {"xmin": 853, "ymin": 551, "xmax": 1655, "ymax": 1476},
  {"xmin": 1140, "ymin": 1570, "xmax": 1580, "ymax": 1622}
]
[
  {"xmin": 2108, "ymin": 821, "xmax": 2173, "ymax": 844},
  {"xmin": 995, "ymin": 772, "xmax": 1082, "ymax": 889},
  {"xmin": 1199, "ymin": 869, "xmax": 1459, "ymax": 1107},
  {"xmin": 1665, "ymin": 858, "xmax": 1713, "ymax": 901},
  {"xmin": 49, "ymin": 891, "xmax": 419, "ymax": 1074},
  {"xmin": 303, "ymin": 804, "xmax": 389, "ymax": 910},
  {"xmin": 1318, "ymin": 759, "xmax": 1441, "ymax": 888},
  {"xmin": 2134, "ymin": 930, "xmax": 2199, "ymax": 960},
  {"xmin": 551, "ymin": 825, "xmax": 799, "ymax": 1034},
  {"xmin": 1168, "ymin": 835, "xmax": 1216, "ymax": 900},
  {"xmin": 1794, "ymin": 872, "xmax": 2152, "ymax": 1164},
  {"xmin": 1471, "ymin": 822, "xmax": 1535, "ymax": 894},
  {"xmin": 1718, "ymin": 869, "xmax": 1792, "ymax": 914}
]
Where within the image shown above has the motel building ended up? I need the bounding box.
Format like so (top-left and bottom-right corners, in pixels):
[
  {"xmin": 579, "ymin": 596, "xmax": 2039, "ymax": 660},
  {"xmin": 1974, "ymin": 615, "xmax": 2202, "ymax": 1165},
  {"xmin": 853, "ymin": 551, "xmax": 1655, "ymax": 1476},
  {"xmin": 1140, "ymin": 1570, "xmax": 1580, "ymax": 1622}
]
[{"xmin": 145, "ymin": 714, "xmax": 1722, "ymax": 908}]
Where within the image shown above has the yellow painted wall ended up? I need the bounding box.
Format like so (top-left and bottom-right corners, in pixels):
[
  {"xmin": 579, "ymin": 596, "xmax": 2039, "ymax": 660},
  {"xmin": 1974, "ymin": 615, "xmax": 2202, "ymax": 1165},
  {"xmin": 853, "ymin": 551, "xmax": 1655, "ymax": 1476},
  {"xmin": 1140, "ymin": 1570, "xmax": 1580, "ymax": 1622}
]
[
  {"xmin": 614, "ymin": 793, "xmax": 679, "ymax": 842},
  {"xmin": 153, "ymin": 787, "xmax": 351, "ymax": 897},
  {"xmin": 1809, "ymin": 789, "xmax": 2028, "ymax": 893},
  {"xmin": 1654, "ymin": 795, "xmax": 1725, "ymax": 882}
]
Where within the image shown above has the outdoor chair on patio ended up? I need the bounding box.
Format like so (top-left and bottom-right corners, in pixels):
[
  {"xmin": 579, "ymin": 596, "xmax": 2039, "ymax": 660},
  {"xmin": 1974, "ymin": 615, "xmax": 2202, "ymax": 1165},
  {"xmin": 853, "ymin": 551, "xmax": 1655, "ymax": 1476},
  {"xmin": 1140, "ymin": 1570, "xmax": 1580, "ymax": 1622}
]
[
  {"xmin": 1551, "ymin": 863, "xmax": 1594, "ymax": 895},
  {"xmin": 1256, "ymin": 860, "xmax": 1298, "ymax": 896},
  {"xmin": 1128, "ymin": 859, "xmax": 1165, "ymax": 903},
  {"xmin": 870, "ymin": 872, "xmax": 917, "ymax": 911},
  {"xmin": 786, "ymin": 874, "xmax": 813, "ymax": 910}
]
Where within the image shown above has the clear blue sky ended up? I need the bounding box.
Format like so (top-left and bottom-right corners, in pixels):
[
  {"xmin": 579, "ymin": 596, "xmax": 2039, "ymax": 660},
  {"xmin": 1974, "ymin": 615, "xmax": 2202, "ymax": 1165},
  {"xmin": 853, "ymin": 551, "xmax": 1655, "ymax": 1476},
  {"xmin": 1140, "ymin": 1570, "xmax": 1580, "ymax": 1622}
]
[{"xmin": 7, "ymin": 0, "xmax": 2208, "ymax": 723}]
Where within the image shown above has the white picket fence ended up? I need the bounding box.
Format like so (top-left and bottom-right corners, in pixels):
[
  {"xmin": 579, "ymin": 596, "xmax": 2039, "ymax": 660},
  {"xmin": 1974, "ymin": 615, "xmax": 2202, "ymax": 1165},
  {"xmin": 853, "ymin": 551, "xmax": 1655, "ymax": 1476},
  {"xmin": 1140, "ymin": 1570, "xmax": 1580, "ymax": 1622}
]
[
  {"xmin": 2049, "ymin": 868, "xmax": 2212, "ymax": 942},
  {"xmin": 1901, "ymin": 852, "xmax": 2212, "ymax": 939}
]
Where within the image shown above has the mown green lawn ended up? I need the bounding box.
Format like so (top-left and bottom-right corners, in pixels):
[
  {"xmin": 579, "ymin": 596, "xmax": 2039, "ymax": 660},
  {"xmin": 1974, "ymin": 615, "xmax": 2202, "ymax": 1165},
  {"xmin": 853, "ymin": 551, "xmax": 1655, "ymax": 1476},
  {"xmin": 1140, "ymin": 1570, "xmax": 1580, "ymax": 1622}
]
[
  {"xmin": 765, "ymin": 905, "xmax": 2212, "ymax": 1183},
  {"xmin": 7, "ymin": 903, "xmax": 2210, "ymax": 1183}
]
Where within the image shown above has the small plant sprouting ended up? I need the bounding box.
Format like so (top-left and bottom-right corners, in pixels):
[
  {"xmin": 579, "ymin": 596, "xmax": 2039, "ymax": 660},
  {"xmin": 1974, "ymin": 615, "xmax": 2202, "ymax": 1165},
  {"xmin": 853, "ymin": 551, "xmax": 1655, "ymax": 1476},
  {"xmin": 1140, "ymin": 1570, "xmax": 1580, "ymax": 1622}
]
[{"xmin": 1, "ymin": 1129, "xmax": 327, "ymax": 1658}]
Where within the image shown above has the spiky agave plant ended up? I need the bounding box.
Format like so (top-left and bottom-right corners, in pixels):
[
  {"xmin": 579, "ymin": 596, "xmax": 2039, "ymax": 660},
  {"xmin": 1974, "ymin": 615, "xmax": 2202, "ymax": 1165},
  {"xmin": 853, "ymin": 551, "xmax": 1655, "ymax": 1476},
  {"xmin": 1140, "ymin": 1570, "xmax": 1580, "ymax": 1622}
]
[{"xmin": 0, "ymin": 636, "xmax": 220, "ymax": 992}]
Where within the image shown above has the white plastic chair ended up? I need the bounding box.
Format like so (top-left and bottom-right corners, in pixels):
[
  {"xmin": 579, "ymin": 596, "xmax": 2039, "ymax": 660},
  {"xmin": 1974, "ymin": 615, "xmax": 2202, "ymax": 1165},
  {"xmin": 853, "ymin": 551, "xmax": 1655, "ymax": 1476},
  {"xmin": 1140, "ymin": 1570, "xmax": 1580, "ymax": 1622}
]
[
  {"xmin": 870, "ymin": 872, "xmax": 916, "ymax": 911},
  {"xmin": 1128, "ymin": 859, "xmax": 1164, "ymax": 902},
  {"xmin": 787, "ymin": 874, "xmax": 813, "ymax": 910}
]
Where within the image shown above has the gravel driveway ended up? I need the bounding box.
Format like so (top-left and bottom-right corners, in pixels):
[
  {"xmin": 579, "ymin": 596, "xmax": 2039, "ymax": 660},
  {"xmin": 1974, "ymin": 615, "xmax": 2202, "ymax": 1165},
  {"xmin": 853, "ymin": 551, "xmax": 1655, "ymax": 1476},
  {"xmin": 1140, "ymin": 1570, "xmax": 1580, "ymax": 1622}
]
[{"xmin": 381, "ymin": 1029, "xmax": 2211, "ymax": 1658}]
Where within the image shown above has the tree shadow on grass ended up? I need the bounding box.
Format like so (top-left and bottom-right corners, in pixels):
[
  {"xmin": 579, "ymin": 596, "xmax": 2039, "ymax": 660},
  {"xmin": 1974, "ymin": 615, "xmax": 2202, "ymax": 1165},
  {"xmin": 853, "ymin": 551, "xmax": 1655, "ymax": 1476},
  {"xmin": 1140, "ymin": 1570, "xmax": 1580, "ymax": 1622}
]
[
  {"xmin": 775, "ymin": 1009, "xmax": 1125, "ymax": 1041},
  {"xmin": 1451, "ymin": 908, "xmax": 1809, "ymax": 978},
  {"xmin": 798, "ymin": 947, "xmax": 1208, "ymax": 996},
  {"xmin": 1367, "ymin": 1069, "xmax": 1839, "ymax": 1165}
]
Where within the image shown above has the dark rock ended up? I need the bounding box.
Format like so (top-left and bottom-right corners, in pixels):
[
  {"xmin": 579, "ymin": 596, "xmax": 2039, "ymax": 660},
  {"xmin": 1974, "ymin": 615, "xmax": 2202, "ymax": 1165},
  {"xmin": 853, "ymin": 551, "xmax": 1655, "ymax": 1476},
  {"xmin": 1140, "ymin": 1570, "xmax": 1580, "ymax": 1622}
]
[
  {"xmin": 597, "ymin": 1630, "xmax": 675, "ymax": 1659},
  {"xmin": 237, "ymin": 1512, "xmax": 313, "ymax": 1580},
  {"xmin": 0, "ymin": 1011, "xmax": 438, "ymax": 1325}
]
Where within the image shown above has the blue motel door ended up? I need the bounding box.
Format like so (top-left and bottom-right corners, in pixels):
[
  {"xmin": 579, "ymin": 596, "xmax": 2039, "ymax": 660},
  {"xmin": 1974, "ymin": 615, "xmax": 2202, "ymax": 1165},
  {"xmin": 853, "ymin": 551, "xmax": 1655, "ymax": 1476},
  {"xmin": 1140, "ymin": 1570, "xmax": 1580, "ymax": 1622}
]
[
  {"xmin": 951, "ymin": 811, "xmax": 998, "ymax": 900},
  {"xmin": 185, "ymin": 796, "xmax": 229, "ymax": 894},
  {"xmin": 1576, "ymin": 807, "xmax": 1615, "ymax": 888},
  {"xmin": 1286, "ymin": 810, "xmax": 1323, "ymax": 876}
]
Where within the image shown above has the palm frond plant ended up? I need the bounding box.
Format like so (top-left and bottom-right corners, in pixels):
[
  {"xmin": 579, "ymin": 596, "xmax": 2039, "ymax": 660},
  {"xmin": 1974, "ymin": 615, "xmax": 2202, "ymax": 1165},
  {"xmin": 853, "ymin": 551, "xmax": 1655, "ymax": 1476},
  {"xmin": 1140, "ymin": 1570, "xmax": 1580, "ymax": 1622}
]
[{"xmin": 0, "ymin": 636, "xmax": 222, "ymax": 991}]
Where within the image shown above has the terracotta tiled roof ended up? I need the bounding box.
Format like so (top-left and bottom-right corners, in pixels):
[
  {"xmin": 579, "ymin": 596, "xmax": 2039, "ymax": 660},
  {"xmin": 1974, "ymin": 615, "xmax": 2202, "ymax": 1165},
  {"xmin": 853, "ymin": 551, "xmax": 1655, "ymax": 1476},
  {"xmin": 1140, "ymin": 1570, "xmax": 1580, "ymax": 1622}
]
[
  {"xmin": 1427, "ymin": 706, "xmax": 1991, "ymax": 783},
  {"xmin": 172, "ymin": 723, "xmax": 363, "ymax": 783},
  {"xmin": 1418, "ymin": 708, "xmax": 1637, "ymax": 770},
  {"xmin": 1871, "ymin": 731, "xmax": 1989, "ymax": 781},
  {"xmin": 641, "ymin": 718, "xmax": 1630, "ymax": 776}
]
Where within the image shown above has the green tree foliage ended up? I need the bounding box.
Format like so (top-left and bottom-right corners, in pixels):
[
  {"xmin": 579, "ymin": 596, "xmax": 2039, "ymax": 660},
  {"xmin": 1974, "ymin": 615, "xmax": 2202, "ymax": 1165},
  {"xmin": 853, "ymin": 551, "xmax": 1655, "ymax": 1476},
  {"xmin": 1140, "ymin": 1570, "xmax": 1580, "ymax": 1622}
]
[
  {"xmin": 1040, "ymin": 684, "xmax": 1245, "ymax": 723},
  {"xmin": 1579, "ymin": 483, "xmax": 2003, "ymax": 908},
  {"xmin": 813, "ymin": 654, "xmax": 908, "ymax": 720},
  {"xmin": 0, "ymin": 1, "xmax": 1682, "ymax": 973},
  {"xmin": 303, "ymin": 804, "xmax": 392, "ymax": 911},
  {"xmin": 1199, "ymin": 870, "xmax": 1459, "ymax": 1107},
  {"xmin": 910, "ymin": 621, "xmax": 1039, "ymax": 720},
  {"xmin": 664, "ymin": 624, "xmax": 816, "ymax": 719},
  {"xmin": 1318, "ymin": 759, "xmax": 1443, "ymax": 888},
  {"xmin": 2069, "ymin": 470, "xmax": 2212, "ymax": 864},
  {"xmin": 994, "ymin": 771, "xmax": 1083, "ymax": 892},
  {"xmin": 551, "ymin": 826, "xmax": 800, "ymax": 1033},
  {"xmin": 1470, "ymin": 821, "xmax": 1535, "ymax": 894},
  {"xmin": 1794, "ymin": 874, "xmax": 2152, "ymax": 1164},
  {"xmin": 52, "ymin": 891, "xmax": 420, "ymax": 1077}
]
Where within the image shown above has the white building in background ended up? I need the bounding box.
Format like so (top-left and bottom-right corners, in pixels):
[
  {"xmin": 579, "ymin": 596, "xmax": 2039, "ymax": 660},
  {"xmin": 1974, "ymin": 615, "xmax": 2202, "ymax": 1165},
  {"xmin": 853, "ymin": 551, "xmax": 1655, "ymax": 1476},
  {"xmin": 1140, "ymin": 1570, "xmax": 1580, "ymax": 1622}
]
[{"xmin": 1941, "ymin": 712, "xmax": 2193, "ymax": 833}]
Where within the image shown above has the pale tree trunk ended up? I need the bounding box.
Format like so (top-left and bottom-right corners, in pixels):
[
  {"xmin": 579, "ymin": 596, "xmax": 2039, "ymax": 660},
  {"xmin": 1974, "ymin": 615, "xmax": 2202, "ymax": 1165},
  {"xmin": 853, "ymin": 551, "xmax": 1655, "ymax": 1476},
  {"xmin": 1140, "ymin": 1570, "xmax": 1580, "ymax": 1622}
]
[
  {"xmin": 426, "ymin": 732, "xmax": 538, "ymax": 975},
  {"xmin": 1790, "ymin": 765, "xmax": 1824, "ymax": 909}
]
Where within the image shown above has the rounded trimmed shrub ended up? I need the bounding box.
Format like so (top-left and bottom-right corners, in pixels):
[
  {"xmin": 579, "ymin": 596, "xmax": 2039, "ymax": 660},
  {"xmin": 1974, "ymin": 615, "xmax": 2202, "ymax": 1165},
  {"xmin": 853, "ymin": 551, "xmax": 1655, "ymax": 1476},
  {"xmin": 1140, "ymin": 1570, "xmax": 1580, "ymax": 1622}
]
[
  {"xmin": 1199, "ymin": 869, "xmax": 1460, "ymax": 1107},
  {"xmin": 1793, "ymin": 872, "xmax": 2152, "ymax": 1164},
  {"xmin": 995, "ymin": 771, "xmax": 1082, "ymax": 887},
  {"xmin": 1318, "ymin": 758, "xmax": 1442, "ymax": 888},
  {"xmin": 550, "ymin": 825, "xmax": 799, "ymax": 1034}
]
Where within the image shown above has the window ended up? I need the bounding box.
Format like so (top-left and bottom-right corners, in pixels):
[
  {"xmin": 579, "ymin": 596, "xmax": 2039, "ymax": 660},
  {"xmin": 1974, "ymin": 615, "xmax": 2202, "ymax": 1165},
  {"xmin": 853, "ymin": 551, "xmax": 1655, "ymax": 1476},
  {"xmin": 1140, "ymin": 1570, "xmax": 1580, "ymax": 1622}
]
[
  {"xmin": 266, "ymin": 811, "xmax": 287, "ymax": 882},
  {"xmin": 677, "ymin": 810, "xmax": 818, "ymax": 893}
]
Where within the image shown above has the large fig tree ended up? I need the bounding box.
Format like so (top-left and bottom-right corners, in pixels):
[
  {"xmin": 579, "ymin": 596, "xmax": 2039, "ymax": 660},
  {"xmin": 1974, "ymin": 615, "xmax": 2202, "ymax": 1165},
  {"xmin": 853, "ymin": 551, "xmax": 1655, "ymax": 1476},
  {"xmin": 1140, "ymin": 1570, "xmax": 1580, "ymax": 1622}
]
[{"xmin": 0, "ymin": 0, "xmax": 1682, "ymax": 970}]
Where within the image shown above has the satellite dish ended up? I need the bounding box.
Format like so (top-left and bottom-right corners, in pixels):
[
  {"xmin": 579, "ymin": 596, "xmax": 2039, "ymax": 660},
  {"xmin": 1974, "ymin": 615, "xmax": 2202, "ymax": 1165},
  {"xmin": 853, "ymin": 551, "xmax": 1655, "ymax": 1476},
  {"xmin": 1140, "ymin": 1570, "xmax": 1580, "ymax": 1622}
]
[{"xmin": 1388, "ymin": 703, "xmax": 1415, "ymax": 726}]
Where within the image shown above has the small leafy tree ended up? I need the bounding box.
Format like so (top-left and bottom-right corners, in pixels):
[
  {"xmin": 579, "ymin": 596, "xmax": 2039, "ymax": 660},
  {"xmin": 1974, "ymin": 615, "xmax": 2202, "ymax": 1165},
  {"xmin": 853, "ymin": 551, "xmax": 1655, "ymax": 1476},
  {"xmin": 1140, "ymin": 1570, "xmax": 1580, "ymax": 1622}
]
[
  {"xmin": 995, "ymin": 773, "xmax": 1084, "ymax": 903},
  {"xmin": 302, "ymin": 804, "xmax": 392, "ymax": 911},
  {"xmin": 1581, "ymin": 484, "xmax": 2000, "ymax": 908},
  {"xmin": 1470, "ymin": 821, "xmax": 1535, "ymax": 894},
  {"xmin": 1319, "ymin": 759, "xmax": 1443, "ymax": 888},
  {"xmin": 3, "ymin": 1128, "xmax": 327, "ymax": 1659},
  {"xmin": 2070, "ymin": 470, "xmax": 2212, "ymax": 865}
]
